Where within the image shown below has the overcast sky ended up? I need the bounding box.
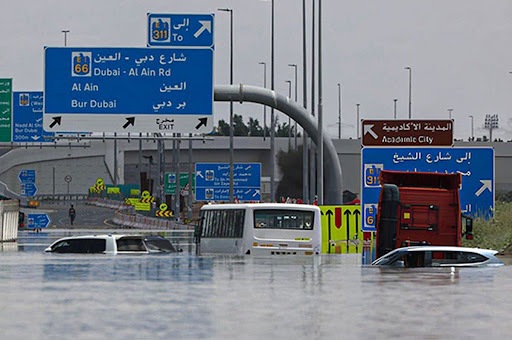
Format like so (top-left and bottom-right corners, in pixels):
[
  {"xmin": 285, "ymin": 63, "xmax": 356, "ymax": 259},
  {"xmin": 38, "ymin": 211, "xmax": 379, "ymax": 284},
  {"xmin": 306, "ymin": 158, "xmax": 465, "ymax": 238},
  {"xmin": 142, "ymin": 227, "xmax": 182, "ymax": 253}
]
[{"xmin": 2, "ymin": 0, "xmax": 512, "ymax": 140}]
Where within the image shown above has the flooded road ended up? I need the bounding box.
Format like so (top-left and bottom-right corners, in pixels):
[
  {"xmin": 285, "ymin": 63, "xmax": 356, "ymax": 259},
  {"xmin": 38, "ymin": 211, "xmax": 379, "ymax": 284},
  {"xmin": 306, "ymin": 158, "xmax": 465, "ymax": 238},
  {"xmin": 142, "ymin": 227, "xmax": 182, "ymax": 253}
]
[{"xmin": 1, "ymin": 230, "xmax": 511, "ymax": 339}]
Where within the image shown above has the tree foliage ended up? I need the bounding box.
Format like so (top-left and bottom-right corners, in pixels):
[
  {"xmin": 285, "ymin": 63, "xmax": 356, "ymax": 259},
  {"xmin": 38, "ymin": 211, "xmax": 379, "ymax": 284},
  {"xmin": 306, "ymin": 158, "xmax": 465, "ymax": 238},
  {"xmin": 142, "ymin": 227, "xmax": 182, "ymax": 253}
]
[
  {"xmin": 275, "ymin": 146, "xmax": 304, "ymax": 201},
  {"xmin": 213, "ymin": 114, "xmax": 300, "ymax": 138}
]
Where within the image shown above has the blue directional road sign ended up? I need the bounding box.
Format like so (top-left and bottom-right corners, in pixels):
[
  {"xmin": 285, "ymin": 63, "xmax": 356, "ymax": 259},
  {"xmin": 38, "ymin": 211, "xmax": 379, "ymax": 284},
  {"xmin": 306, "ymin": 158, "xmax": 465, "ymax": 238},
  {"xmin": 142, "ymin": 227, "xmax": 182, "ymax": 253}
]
[
  {"xmin": 147, "ymin": 13, "xmax": 214, "ymax": 48},
  {"xmin": 19, "ymin": 169, "xmax": 37, "ymax": 197},
  {"xmin": 20, "ymin": 182, "xmax": 38, "ymax": 197},
  {"xmin": 18, "ymin": 169, "xmax": 36, "ymax": 183},
  {"xmin": 28, "ymin": 213, "xmax": 51, "ymax": 229},
  {"xmin": 13, "ymin": 92, "xmax": 54, "ymax": 142},
  {"xmin": 361, "ymin": 147, "xmax": 494, "ymax": 231},
  {"xmin": 44, "ymin": 47, "xmax": 213, "ymax": 134},
  {"xmin": 195, "ymin": 163, "xmax": 261, "ymax": 201}
]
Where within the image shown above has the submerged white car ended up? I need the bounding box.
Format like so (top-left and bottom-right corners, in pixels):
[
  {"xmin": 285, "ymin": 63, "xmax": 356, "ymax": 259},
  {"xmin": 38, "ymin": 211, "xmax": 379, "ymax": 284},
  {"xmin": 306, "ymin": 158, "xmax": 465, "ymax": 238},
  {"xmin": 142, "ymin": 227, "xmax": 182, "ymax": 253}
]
[
  {"xmin": 44, "ymin": 234, "xmax": 178, "ymax": 254},
  {"xmin": 371, "ymin": 246, "xmax": 504, "ymax": 267}
]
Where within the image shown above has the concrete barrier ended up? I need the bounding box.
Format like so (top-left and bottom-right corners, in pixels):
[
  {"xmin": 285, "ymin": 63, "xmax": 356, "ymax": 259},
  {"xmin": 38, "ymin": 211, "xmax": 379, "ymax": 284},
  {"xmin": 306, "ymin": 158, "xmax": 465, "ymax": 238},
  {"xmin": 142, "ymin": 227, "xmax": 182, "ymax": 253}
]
[
  {"xmin": 111, "ymin": 209, "xmax": 193, "ymax": 230},
  {"xmin": 89, "ymin": 197, "xmax": 193, "ymax": 230}
]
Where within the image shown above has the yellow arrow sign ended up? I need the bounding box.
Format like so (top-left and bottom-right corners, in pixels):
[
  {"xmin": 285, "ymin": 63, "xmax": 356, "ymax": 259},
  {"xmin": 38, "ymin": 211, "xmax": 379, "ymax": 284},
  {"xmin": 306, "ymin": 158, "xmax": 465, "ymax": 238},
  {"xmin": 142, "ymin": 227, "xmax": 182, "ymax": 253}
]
[{"xmin": 319, "ymin": 205, "xmax": 363, "ymax": 254}]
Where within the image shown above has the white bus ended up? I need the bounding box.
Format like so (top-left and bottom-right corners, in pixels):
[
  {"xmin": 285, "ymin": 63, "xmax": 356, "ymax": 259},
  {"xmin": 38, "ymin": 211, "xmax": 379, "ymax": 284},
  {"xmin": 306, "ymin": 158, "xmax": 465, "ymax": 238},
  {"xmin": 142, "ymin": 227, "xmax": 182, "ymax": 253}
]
[{"xmin": 197, "ymin": 203, "xmax": 322, "ymax": 256}]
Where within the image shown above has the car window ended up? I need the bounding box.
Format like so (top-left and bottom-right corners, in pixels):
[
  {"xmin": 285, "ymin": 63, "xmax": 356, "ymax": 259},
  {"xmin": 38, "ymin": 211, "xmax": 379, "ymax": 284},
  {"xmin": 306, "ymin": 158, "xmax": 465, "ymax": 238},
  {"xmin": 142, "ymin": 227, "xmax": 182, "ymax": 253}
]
[
  {"xmin": 457, "ymin": 251, "xmax": 487, "ymax": 263},
  {"xmin": 144, "ymin": 237, "xmax": 176, "ymax": 252},
  {"xmin": 52, "ymin": 239, "xmax": 106, "ymax": 253},
  {"xmin": 403, "ymin": 251, "xmax": 426, "ymax": 267},
  {"xmin": 117, "ymin": 237, "xmax": 146, "ymax": 251},
  {"xmin": 431, "ymin": 251, "xmax": 487, "ymax": 266}
]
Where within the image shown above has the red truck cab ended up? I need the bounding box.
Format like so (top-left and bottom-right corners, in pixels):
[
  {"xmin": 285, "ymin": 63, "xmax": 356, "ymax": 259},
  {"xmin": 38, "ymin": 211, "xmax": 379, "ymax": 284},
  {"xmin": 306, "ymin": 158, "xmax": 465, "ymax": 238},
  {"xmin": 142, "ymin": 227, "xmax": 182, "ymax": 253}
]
[{"xmin": 375, "ymin": 170, "xmax": 472, "ymax": 258}]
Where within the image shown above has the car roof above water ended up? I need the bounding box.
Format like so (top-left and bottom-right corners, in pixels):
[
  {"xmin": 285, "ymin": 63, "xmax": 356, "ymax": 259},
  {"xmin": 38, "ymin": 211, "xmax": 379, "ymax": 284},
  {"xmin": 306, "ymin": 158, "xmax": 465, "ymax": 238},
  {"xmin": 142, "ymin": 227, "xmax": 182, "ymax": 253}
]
[
  {"xmin": 395, "ymin": 246, "xmax": 498, "ymax": 255},
  {"xmin": 372, "ymin": 245, "xmax": 503, "ymax": 267},
  {"xmin": 44, "ymin": 234, "xmax": 177, "ymax": 254}
]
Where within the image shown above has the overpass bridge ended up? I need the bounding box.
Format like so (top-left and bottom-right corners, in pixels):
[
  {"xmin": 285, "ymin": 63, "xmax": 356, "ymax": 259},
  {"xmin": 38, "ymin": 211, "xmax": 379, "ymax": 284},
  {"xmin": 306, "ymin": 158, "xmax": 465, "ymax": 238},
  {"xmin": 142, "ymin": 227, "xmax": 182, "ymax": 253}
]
[{"xmin": 0, "ymin": 137, "xmax": 511, "ymax": 203}]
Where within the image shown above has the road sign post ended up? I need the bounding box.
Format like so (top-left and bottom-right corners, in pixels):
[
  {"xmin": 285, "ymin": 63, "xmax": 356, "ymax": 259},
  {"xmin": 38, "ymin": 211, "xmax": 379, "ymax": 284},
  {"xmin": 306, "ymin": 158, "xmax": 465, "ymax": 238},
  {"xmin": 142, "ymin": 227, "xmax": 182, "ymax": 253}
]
[
  {"xmin": 164, "ymin": 172, "xmax": 196, "ymax": 195},
  {"xmin": 361, "ymin": 119, "xmax": 454, "ymax": 147},
  {"xmin": 18, "ymin": 170, "xmax": 36, "ymax": 183},
  {"xmin": 361, "ymin": 147, "xmax": 494, "ymax": 231},
  {"xmin": 147, "ymin": 13, "xmax": 214, "ymax": 48},
  {"xmin": 13, "ymin": 91, "xmax": 54, "ymax": 142},
  {"xmin": 44, "ymin": 47, "xmax": 213, "ymax": 133},
  {"xmin": 28, "ymin": 213, "xmax": 51, "ymax": 229},
  {"xmin": 0, "ymin": 79, "xmax": 12, "ymax": 142},
  {"xmin": 195, "ymin": 163, "xmax": 261, "ymax": 201},
  {"xmin": 18, "ymin": 170, "xmax": 38, "ymax": 197},
  {"xmin": 20, "ymin": 182, "xmax": 38, "ymax": 197}
]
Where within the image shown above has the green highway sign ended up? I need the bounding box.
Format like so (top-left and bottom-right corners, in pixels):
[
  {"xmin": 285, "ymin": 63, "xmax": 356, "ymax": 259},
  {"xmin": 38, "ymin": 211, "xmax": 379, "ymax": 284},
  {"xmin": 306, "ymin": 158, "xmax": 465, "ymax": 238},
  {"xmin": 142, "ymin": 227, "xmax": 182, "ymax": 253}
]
[
  {"xmin": 164, "ymin": 172, "xmax": 196, "ymax": 195},
  {"xmin": 0, "ymin": 79, "xmax": 12, "ymax": 142}
]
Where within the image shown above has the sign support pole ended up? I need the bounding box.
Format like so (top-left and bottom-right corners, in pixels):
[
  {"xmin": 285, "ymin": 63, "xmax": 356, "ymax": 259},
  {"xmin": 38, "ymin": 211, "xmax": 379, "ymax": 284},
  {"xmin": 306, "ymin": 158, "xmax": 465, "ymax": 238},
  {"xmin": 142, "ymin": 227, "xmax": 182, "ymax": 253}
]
[
  {"xmin": 188, "ymin": 134, "xmax": 193, "ymax": 219},
  {"xmin": 176, "ymin": 134, "xmax": 181, "ymax": 219}
]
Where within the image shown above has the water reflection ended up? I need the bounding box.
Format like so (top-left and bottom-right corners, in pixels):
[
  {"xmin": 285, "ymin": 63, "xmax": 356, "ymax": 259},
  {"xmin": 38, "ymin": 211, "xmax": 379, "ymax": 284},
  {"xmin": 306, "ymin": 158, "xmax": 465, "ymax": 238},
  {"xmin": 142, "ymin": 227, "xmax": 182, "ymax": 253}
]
[
  {"xmin": 43, "ymin": 256, "xmax": 214, "ymax": 282},
  {"xmin": 0, "ymin": 242, "xmax": 17, "ymax": 252},
  {"xmin": 1, "ymin": 231, "xmax": 512, "ymax": 338},
  {"xmin": 362, "ymin": 266, "xmax": 499, "ymax": 286}
]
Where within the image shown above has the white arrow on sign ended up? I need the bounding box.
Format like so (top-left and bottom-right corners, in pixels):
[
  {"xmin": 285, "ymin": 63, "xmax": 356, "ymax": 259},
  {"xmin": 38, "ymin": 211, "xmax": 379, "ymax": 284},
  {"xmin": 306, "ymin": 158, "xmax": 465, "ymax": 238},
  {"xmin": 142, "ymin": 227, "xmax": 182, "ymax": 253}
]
[
  {"xmin": 31, "ymin": 135, "xmax": 40, "ymax": 141},
  {"xmin": 253, "ymin": 189, "xmax": 260, "ymax": 197},
  {"xmin": 196, "ymin": 171, "xmax": 204, "ymax": 179},
  {"xmin": 475, "ymin": 180, "xmax": 492, "ymax": 197},
  {"xmin": 363, "ymin": 124, "xmax": 378, "ymax": 139},
  {"xmin": 194, "ymin": 20, "xmax": 212, "ymax": 38}
]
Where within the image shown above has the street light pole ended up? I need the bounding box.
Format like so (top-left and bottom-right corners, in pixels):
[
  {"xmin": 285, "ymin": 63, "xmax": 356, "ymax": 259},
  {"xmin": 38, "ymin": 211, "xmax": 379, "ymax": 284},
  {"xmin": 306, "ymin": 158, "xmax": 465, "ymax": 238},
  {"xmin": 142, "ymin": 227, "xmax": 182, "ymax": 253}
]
[
  {"xmin": 356, "ymin": 103, "xmax": 360, "ymax": 139},
  {"xmin": 338, "ymin": 83, "xmax": 342, "ymax": 139},
  {"xmin": 285, "ymin": 80, "xmax": 292, "ymax": 150},
  {"xmin": 218, "ymin": 8, "xmax": 235, "ymax": 203},
  {"xmin": 302, "ymin": 0, "xmax": 309, "ymax": 203},
  {"xmin": 259, "ymin": 61, "xmax": 267, "ymax": 141},
  {"xmin": 288, "ymin": 63, "xmax": 298, "ymax": 150},
  {"xmin": 469, "ymin": 115, "xmax": 474, "ymax": 140},
  {"xmin": 448, "ymin": 108, "xmax": 453, "ymax": 119},
  {"xmin": 309, "ymin": 0, "xmax": 316, "ymax": 204},
  {"xmin": 317, "ymin": 0, "xmax": 324, "ymax": 205},
  {"xmin": 405, "ymin": 66, "xmax": 412, "ymax": 119},
  {"xmin": 270, "ymin": 0, "xmax": 276, "ymax": 202},
  {"xmin": 61, "ymin": 30, "xmax": 70, "ymax": 46},
  {"xmin": 393, "ymin": 99, "xmax": 398, "ymax": 119}
]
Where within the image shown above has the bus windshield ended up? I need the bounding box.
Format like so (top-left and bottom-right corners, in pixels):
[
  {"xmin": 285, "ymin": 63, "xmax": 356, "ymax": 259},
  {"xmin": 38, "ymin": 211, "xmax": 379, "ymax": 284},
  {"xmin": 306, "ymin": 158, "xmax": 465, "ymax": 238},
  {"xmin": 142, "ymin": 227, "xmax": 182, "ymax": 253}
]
[
  {"xmin": 201, "ymin": 209, "xmax": 245, "ymax": 238},
  {"xmin": 254, "ymin": 209, "xmax": 314, "ymax": 230}
]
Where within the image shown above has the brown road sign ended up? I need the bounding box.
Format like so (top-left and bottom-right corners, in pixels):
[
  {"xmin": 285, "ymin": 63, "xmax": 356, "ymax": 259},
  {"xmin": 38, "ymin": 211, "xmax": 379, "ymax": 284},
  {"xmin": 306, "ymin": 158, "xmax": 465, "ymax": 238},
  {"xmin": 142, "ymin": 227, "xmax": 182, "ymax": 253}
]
[{"xmin": 361, "ymin": 119, "xmax": 454, "ymax": 147}]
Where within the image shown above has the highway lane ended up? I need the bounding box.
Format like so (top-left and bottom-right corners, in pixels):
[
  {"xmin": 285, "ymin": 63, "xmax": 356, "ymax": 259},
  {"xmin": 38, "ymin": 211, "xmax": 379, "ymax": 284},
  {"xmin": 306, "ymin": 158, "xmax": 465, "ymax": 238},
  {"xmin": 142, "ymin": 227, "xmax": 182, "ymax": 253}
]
[{"xmin": 23, "ymin": 201, "xmax": 119, "ymax": 229}]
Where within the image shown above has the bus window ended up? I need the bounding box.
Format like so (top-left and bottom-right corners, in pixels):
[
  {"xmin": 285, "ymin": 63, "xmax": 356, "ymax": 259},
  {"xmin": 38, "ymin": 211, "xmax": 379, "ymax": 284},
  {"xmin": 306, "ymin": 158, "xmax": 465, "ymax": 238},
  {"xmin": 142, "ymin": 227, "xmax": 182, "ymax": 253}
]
[{"xmin": 254, "ymin": 210, "xmax": 314, "ymax": 230}]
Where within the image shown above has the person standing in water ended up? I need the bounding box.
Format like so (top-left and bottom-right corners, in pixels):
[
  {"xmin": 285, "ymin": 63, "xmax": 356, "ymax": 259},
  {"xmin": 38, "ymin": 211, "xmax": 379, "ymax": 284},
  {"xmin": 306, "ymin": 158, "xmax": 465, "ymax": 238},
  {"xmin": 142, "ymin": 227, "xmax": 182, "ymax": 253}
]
[{"xmin": 69, "ymin": 204, "xmax": 76, "ymax": 225}]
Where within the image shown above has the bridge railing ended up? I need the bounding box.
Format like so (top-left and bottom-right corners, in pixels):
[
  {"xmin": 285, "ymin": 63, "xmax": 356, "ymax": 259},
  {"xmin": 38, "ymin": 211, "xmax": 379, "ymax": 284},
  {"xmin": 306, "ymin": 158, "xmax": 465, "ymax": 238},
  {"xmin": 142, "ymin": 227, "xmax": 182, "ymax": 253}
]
[{"xmin": 32, "ymin": 194, "xmax": 89, "ymax": 202}]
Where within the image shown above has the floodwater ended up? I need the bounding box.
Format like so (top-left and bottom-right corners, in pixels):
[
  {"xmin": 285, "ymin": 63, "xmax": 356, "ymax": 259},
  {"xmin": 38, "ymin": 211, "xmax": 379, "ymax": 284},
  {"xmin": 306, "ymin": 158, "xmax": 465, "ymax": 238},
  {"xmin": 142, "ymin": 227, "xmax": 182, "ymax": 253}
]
[{"xmin": 1, "ymin": 231, "xmax": 512, "ymax": 339}]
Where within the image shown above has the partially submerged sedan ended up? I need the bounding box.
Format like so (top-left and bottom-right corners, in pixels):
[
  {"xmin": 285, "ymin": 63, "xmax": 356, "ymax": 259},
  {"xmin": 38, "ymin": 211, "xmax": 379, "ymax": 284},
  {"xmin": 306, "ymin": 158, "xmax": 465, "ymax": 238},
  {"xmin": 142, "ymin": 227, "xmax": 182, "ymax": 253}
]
[
  {"xmin": 372, "ymin": 246, "xmax": 503, "ymax": 268},
  {"xmin": 44, "ymin": 234, "xmax": 178, "ymax": 254}
]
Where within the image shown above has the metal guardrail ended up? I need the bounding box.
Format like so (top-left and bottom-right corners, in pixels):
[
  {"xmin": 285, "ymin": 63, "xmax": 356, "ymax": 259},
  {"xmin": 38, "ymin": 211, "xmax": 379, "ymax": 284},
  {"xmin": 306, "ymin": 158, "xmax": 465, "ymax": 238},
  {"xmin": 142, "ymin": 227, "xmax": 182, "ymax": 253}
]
[{"xmin": 33, "ymin": 194, "xmax": 89, "ymax": 202}]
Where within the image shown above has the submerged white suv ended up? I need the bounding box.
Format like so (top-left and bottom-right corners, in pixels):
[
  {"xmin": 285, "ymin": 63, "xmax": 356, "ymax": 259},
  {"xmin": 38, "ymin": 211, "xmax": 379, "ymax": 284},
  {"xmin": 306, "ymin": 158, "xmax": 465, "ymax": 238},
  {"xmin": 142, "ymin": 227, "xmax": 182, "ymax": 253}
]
[{"xmin": 44, "ymin": 234, "xmax": 178, "ymax": 254}]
